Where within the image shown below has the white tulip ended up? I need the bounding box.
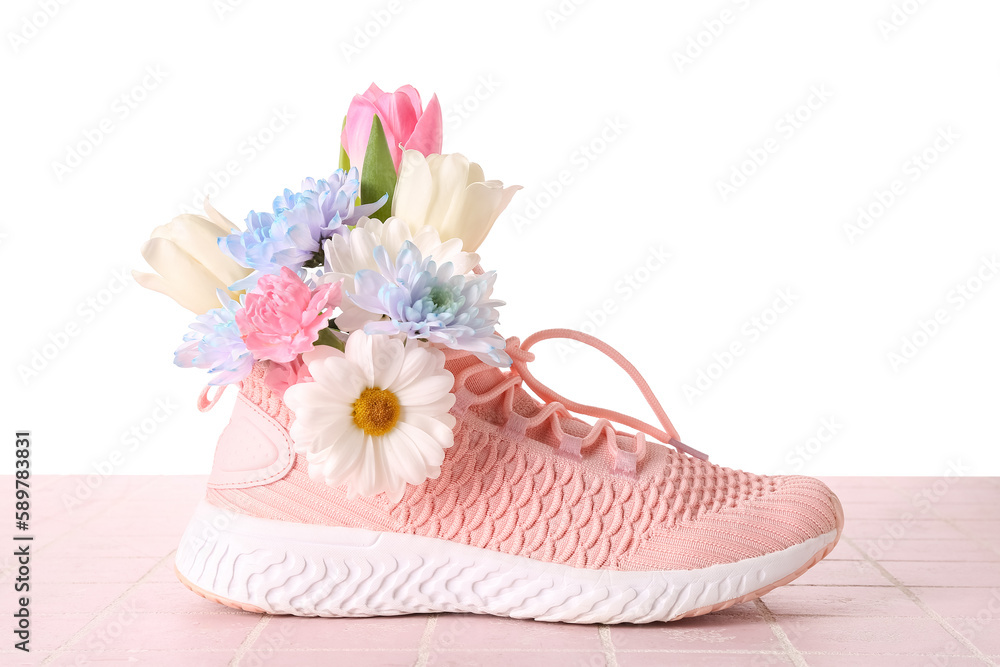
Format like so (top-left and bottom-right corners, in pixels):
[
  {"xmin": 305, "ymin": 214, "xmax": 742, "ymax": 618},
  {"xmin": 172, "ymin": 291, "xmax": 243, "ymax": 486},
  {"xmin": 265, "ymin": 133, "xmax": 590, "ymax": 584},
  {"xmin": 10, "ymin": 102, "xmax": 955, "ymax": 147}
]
[
  {"xmin": 391, "ymin": 150, "xmax": 520, "ymax": 252},
  {"xmin": 133, "ymin": 209, "xmax": 251, "ymax": 314}
]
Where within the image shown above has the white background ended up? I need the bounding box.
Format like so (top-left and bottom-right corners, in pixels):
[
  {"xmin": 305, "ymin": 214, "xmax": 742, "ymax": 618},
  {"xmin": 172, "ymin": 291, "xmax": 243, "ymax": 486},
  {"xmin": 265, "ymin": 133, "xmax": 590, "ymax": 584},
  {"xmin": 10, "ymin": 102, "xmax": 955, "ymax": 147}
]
[{"xmin": 3, "ymin": 0, "xmax": 998, "ymax": 478}]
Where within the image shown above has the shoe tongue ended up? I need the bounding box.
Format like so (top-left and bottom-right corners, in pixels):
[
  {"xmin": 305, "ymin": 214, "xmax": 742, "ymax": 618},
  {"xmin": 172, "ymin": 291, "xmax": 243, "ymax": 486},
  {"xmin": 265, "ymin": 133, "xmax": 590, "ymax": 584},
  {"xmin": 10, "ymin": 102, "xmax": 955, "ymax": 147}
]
[
  {"xmin": 444, "ymin": 353, "xmax": 594, "ymax": 445},
  {"xmin": 445, "ymin": 354, "xmax": 537, "ymax": 422},
  {"xmin": 444, "ymin": 354, "xmax": 505, "ymax": 393},
  {"xmin": 444, "ymin": 352, "xmax": 675, "ymax": 466}
]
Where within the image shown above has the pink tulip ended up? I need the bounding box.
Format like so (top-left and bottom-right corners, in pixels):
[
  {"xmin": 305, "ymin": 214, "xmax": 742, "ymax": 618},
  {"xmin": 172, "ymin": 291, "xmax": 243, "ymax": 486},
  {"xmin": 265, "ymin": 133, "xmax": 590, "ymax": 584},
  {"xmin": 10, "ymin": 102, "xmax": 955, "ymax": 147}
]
[
  {"xmin": 341, "ymin": 83, "xmax": 443, "ymax": 172},
  {"xmin": 236, "ymin": 268, "xmax": 342, "ymax": 363}
]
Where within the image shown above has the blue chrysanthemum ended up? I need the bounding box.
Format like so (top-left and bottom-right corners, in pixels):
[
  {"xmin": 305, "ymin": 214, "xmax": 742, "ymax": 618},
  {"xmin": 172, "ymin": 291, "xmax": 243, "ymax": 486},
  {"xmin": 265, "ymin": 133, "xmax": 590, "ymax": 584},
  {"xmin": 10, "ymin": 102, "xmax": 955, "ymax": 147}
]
[
  {"xmin": 174, "ymin": 291, "xmax": 253, "ymax": 385},
  {"xmin": 349, "ymin": 241, "xmax": 510, "ymax": 367},
  {"xmin": 220, "ymin": 167, "xmax": 386, "ymax": 289}
]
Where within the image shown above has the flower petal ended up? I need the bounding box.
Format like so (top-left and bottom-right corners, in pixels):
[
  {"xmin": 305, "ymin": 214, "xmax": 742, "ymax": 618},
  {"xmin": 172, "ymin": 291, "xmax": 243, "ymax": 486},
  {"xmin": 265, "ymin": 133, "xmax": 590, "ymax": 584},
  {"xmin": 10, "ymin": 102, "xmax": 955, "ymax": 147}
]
[
  {"xmin": 139, "ymin": 237, "xmax": 231, "ymax": 313},
  {"xmin": 391, "ymin": 344, "xmax": 447, "ymax": 392},
  {"xmin": 392, "ymin": 150, "xmax": 435, "ymax": 231},
  {"xmin": 203, "ymin": 198, "xmax": 236, "ymax": 234},
  {"xmin": 342, "ymin": 95, "xmax": 380, "ymax": 170},
  {"xmin": 381, "ymin": 217, "xmax": 415, "ymax": 257},
  {"xmin": 345, "ymin": 327, "xmax": 377, "ymax": 387},
  {"xmin": 320, "ymin": 425, "xmax": 366, "ymax": 486},
  {"xmin": 394, "ymin": 85, "xmax": 423, "ymax": 116},
  {"xmin": 422, "ymin": 154, "xmax": 471, "ymax": 238},
  {"xmin": 448, "ymin": 182, "xmax": 519, "ymax": 252},
  {"xmin": 393, "ymin": 372, "xmax": 455, "ymax": 406},
  {"xmin": 334, "ymin": 301, "xmax": 381, "ymax": 332},
  {"xmin": 371, "ymin": 90, "xmax": 419, "ymax": 168},
  {"xmin": 396, "ymin": 417, "xmax": 452, "ymax": 466},
  {"xmin": 404, "ymin": 93, "xmax": 443, "ymax": 160},
  {"xmin": 379, "ymin": 427, "xmax": 426, "ymax": 487},
  {"xmin": 371, "ymin": 336, "xmax": 405, "ymax": 389}
]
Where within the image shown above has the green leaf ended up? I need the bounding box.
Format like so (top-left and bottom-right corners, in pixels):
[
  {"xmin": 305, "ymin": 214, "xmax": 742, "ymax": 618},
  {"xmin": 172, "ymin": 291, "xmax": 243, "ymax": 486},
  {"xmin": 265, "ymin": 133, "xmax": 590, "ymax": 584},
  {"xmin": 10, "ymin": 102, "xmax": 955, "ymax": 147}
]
[
  {"xmin": 314, "ymin": 327, "xmax": 346, "ymax": 352},
  {"xmin": 338, "ymin": 115, "xmax": 350, "ymax": 172},
  {"xmin": 359, "ymin": 115, "xmax": 395, "ymax": 222}
]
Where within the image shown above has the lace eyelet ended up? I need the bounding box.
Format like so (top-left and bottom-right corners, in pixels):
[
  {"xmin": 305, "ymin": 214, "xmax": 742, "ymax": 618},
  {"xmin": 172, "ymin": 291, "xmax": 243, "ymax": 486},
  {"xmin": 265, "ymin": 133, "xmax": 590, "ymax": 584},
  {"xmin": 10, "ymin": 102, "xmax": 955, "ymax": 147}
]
[
  {"xmin": 450, "ymin": 387, "xmax": 476, "ymax": 418},
  {"xmin": 500, "ymin": 413, "xmax": 529, "ymax": 440},
  {"xmin": 613, "ymin": 448, "xmax": 638, "ymax": 475},
  {"xmin": 557, "ymin": 433, "xmax": 584, "ymax": 460}
]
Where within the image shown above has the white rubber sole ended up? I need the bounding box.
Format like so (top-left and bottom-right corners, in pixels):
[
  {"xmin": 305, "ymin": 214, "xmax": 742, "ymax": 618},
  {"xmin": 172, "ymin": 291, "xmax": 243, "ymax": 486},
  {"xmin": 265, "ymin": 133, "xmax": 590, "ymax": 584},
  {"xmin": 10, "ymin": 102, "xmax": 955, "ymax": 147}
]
[{"xmin": 175, "ymin": 500, "xmax": 839, "ymax": 624}]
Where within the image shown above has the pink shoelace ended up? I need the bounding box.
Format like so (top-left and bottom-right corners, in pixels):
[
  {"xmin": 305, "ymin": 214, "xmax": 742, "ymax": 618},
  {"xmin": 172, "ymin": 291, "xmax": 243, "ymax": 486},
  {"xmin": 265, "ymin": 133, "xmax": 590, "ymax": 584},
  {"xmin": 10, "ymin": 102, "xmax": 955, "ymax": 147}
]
[
  {"xmin": 451, "ymin": 329, "xmax": 709, "ymax": 474},
  {"xmin": 200, "ymin": 328, "xmax": 710, "ymax": 471}
]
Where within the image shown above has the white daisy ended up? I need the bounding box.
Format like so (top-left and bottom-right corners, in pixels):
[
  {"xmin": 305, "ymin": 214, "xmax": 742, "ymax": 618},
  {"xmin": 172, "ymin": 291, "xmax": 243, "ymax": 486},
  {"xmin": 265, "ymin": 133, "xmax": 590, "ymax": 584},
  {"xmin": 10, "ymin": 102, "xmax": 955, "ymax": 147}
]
[
  {"xmin": 322, "ymin": 216, "xmax": 480, "ymax": 331},
  {"xmin": 283, "ymin": 330, "xmax": 457, "ymax": 503}
]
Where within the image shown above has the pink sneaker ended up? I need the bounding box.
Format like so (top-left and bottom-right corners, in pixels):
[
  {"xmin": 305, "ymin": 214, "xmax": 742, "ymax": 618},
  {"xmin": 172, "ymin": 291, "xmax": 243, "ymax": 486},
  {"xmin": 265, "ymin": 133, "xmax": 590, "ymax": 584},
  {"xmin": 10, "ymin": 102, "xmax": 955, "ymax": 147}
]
[
  {"xmin": 174, "ymin": 327, "xmax": 842, "ymax": 624},
  {"xmin": 133, "ymin": 82, "xmax": 843, "ymax": 624}
]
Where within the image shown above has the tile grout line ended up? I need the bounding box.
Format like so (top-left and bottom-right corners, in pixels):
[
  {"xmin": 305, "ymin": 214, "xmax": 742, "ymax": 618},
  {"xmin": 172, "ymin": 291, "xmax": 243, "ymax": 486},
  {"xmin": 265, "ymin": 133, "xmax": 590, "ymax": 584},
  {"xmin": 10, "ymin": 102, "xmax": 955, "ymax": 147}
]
[
  {"xmin": 414, "ymin": 614, "xmax": 438, "ymax": 667},
  {"xmin": 927, "ymin": 508, "xmax": 1000, "ymax": 558},
  {"xmin": 785, "ymin": 584, "xmax": 991, "ymax": 589},
  {"xmin": 753, "ymin": 599, "xmax": 809, "ymax": 667},
  {"xmin": 598, "ymin": 624, "xmax": 619, "ymax": 667},
  {"xmin": 228, "ymin": 614, "xmax": 272, "ymax": 667},
  {"xmin": 0, "ymin": 477, "xmax": 159, "ymax": 581},
  {"xmin": 842, "ymin": 535, "xmax": 996, "ymax": 666},
  {"xmin": 14, "ymin": 647, "xmax": 1000, "ymax": 656},
  {"xmin": 883, "ymin": 480, "xmax": 1000, "ymax": 558},
  {"xmin": 40, "ymin": 548, "xmax": 177, "ymax": 665}
]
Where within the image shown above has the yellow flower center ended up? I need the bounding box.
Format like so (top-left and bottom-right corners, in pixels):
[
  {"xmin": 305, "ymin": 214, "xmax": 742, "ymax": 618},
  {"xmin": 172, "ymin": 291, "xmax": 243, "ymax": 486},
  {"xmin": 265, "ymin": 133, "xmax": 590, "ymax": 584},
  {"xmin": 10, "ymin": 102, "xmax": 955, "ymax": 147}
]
[{"xmin": 352, "ymin": 387, "xmax": 401, "ymax": 436}]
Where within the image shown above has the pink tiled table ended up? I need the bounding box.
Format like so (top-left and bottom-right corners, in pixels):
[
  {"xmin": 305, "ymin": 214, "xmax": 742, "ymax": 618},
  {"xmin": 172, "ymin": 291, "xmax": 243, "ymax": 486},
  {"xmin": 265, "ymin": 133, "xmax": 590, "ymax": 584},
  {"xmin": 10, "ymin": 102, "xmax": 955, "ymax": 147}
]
[{"xmin": 1, "ymin": 476, "xmax": 998, "ymax": 666}]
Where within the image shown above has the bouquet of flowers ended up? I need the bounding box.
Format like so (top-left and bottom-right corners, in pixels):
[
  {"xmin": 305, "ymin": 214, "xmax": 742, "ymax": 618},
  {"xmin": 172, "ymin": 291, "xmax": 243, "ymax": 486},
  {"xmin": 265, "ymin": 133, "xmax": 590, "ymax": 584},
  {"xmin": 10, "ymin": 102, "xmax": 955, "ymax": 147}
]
[{"xmin": 134, "ymin": 83, "xmax": 519, "ymax": 500}]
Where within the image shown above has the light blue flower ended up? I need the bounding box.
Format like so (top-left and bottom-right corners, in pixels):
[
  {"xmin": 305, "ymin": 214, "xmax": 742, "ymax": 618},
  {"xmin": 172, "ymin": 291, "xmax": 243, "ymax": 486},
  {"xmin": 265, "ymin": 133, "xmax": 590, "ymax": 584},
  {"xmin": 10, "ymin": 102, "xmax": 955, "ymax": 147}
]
[
  {"xmin": 220, "ymin": 167, "xmax": 387, "ymax": 289},
  {"xmin": 349, "ymin": 241, "xmax": 510, "ymax": 367},
  {"xmin": 274, "ymin": 168, "xmax": 384, "ymax": 234},
  {"xmin": 174, "ymin": 291, "xmax": 253, "ymax": 385}
]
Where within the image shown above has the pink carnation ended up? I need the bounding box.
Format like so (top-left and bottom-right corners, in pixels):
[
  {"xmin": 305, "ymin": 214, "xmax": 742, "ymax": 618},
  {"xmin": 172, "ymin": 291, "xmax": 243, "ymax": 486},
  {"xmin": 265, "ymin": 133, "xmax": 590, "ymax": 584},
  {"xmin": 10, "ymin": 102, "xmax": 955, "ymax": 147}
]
[
  {"xmin": 236, "ymin": 268, "xmax": 341, "ymax": 363},
  {"xmin": 263, "ymin": 357, "xmax": 313, "ymax": 397}
]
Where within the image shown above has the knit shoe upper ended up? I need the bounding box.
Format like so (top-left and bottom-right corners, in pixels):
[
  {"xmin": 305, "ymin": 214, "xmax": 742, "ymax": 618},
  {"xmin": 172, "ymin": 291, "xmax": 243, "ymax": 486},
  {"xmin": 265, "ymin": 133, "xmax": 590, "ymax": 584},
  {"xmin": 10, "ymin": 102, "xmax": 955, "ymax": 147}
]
[{"xmin": 206, "ymin": 342, "xmax": 842, "ymax": 574}]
